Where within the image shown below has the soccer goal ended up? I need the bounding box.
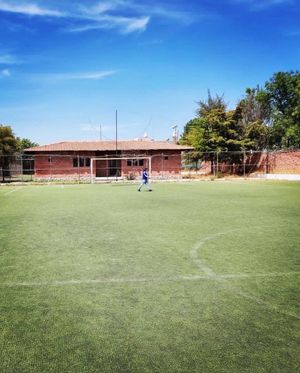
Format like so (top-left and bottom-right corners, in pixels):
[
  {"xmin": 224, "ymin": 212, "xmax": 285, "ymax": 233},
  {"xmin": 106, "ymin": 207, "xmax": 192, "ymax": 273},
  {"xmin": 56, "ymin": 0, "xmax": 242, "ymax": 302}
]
[{"xmin": 90, "ymin": 156, "xmax": 152, "ymax": 183}]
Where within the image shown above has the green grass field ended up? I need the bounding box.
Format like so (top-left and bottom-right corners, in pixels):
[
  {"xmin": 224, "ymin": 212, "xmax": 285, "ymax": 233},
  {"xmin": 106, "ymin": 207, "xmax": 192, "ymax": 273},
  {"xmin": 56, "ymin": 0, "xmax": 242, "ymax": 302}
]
[{"xmin": 0, "ymin": 181, "xmax": 299, "ymax": 373}]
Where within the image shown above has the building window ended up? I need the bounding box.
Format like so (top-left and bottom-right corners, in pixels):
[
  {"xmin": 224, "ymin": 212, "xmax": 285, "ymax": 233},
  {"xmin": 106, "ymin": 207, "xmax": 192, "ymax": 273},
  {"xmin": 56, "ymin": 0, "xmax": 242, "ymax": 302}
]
[
  {"xmin": 164, "ymin": 156, "xmax": 169, "ymax": 160},
  {"xmin": 79, "ymin": 157, "xmax": 84, "ymax": 167},
  {"xmin": 48, "ymin": 156, "xmax": 52, "ymax": 163},
  {"xmin": 73, "ymin": 157, "xmax": 90, "ymax": 168},
  {"xmin": 127, "ymin": 159, "xmax": 144, "ymax": 167}
]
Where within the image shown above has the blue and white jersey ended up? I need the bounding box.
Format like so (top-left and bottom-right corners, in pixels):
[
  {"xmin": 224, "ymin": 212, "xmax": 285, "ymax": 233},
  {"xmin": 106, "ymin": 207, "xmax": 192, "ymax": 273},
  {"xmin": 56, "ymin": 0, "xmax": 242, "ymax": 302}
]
[{"xmin": 142, "ymin": 170, "xmax": 148, "ymax": 181}]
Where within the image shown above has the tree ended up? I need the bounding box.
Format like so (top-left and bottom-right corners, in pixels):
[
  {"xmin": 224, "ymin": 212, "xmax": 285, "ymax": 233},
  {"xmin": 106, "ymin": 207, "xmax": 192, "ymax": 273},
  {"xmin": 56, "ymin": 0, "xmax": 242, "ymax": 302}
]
[
  {"xmin": 235, "ymin": 87, "xmax": 269, "ymax": 150},
  {"xmin": 258, "ymin": 71, "xmax": 300, "ymax": 149},
  {"xmin": 17, "ymin": 138, "xmax": 38, "ymax": 152},
  {"xmin": 180, "ymin": 93, "xmax": 246, "ymax": 173},
  {"xmin": 196, "ymin": 90, "xmax": 226, "ymax": 118},
  {"xmin": 0, "ymin": 125, "xmax": 18, "ymax": 182},
  {"xmin": 236, "ymin": 87, "xmax": 269, "ymax": 125}
]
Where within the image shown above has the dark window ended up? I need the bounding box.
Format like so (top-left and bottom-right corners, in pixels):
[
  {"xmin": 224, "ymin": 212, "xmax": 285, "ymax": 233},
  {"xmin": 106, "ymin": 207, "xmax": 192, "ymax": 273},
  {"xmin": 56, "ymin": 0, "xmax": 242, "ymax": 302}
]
[
  {"xmin": 127, "ymin": 159, "xmax": 144, "ymax": 167},
  {"xmin": 74, "ymin": 157, "xmax": 90, "ymax": 167},
  {"xmin": 164, "ymin": 156, "xmax": 169, "ymax": 160},
  {"xmin": 79, "ymin": 157, "xmax": 84, "ymax": 167},
  {"xmin": 48, "ymin": 156, "xmax": 52, "ymax": 163}
]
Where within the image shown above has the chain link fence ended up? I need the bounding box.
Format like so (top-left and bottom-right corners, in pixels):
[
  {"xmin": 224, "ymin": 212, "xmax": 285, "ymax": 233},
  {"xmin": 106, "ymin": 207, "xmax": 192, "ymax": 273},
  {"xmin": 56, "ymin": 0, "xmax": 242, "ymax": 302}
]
[{"xmin": 0, "ymin": 150, "xmax": 299, "ymax": 183}]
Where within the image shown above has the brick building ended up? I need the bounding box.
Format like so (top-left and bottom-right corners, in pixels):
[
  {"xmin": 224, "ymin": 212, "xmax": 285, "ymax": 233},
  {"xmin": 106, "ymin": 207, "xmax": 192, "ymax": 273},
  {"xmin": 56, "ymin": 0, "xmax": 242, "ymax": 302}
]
[{"xmin": 24, "ymin": 140, "xmax": 192, "ymax": 180}]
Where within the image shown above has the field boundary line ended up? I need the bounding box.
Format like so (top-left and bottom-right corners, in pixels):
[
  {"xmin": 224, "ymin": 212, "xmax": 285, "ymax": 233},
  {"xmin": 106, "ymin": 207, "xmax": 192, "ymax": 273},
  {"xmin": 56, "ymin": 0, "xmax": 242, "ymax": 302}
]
[{"xmin": 3, "ymin": 187, "xmax": 23, "ymax": 195}]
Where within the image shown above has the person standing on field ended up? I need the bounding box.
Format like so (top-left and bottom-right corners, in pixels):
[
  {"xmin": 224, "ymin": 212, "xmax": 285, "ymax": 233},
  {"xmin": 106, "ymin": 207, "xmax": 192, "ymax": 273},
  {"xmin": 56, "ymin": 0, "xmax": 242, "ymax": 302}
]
[{"xmin": 138, "ymin": 168, "xmax": 152, "ymax": 192}]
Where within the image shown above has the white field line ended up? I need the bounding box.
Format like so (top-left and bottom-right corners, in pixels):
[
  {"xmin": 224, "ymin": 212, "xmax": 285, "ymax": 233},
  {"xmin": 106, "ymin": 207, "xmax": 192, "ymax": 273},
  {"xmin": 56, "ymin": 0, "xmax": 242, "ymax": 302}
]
[
  {"xmin": 3, "ymin": 187, "xmax": 22, "ymax": 195},
  {"xmin": 190, "ymin": 230, "xmax": 300, "ymax": 320},
  {"xmin": 1, "ymin": 271, "xmax": 299, "ymax": 288},
  {"xmin": 1, "ymin": 229, "xmax": 299, "ymax": 319},
  {"xmin": 190, "ymin": 230, "xmax": 238, "ymax": 277}
]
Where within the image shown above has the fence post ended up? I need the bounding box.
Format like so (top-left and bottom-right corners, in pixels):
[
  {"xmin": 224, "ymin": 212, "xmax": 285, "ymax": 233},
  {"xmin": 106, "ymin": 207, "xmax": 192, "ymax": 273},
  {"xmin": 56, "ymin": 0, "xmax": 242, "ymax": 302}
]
[
  {"xmin": 50, "ymin": 155, "xmax": 52, "ymax": 181},
  {"xmin": 216, "ymin": 151, "xmax": 219, "ymax": 176},
  {"xmin": 243, "ymin": 151, "xmax": 246, "ymax": 177},
  {"xmin": 77, "ymin": 155, "xmax": 80, "ymax": 183}
]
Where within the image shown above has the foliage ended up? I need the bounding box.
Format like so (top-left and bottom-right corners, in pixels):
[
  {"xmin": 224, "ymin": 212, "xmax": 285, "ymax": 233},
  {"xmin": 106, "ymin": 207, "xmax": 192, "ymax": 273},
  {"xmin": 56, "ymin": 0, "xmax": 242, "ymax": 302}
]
[
  {"xmin": 17, "ymin": 138, "xmax": 39, "ymax": 152},
  {"xmin": 258, "ymin": 71, "xmax": 300, "ymax": 149},
  {"xmin": 196, "ymin": 90, "xmax": 226, "ymax": 117},
  {"xmin": 236, "ymin": 87, "xmax": 269, "ymax": 125},
  {"xmin": 180, "ymin": 93, "xmax": 246, "ymax": 171},
  {"xmin": 0, "ymin": 125, "xmax": 18, "ymax": 181},
  {"xmin": 181, "ymin": 71, "xmax": 300, "ymax": 168}
]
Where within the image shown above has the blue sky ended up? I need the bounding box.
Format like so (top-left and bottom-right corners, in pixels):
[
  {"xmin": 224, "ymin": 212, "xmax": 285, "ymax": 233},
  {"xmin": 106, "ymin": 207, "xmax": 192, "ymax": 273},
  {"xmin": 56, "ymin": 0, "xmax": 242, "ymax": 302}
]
[{"xmin": 0, "ymin": 0, "xmax": 299, "ymax": 144}]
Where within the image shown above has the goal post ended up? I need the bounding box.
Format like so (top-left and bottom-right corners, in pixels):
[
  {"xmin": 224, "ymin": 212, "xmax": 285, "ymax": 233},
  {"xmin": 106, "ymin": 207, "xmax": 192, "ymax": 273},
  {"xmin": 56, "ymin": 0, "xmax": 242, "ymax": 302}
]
[{"xmin": 90, "ymin": 156, "xmax": 152, "ymax": 183}]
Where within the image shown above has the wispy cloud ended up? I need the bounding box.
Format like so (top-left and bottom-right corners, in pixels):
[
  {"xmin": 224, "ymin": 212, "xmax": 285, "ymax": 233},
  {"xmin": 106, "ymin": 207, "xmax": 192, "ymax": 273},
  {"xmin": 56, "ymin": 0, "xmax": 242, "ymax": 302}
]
[
  {"xmin": 0, "ymin": 1, "xmax": 63, "ymax": 17},
  {"xmin": 233, "ymin": 0, "xmax": 294, "ymax": 10},
  {"xmin": 0, "ymin": 1, "xmax": 194, "ymax": 34},
  {"xmin": 1, "ymin": 68, "xmax": 11, "ymax": 77},
  {"xmin": 0, "ymin": 53, "xmax": 22, "ymax": 65},
  {"xmin": 67, "ymin": 14, "xmax": 150, "ymax": 34},
  {"xmin": 82, "ymin": 0, "xmax": 196, "ymax": 25},
  {"xmin": 34, "ymin": 70, "xmax": 117, "ymax": 81},
  {"xmin": 79, "ymin": 1, "xmax": 124, "ymax": 15}
]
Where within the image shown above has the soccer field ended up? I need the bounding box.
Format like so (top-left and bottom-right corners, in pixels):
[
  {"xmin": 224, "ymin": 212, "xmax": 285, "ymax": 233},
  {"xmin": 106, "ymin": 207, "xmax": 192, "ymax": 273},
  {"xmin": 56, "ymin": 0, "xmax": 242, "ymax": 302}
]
[{"xmin": 0, "ymin": 181, "xmax": 299, "ymax": 373}]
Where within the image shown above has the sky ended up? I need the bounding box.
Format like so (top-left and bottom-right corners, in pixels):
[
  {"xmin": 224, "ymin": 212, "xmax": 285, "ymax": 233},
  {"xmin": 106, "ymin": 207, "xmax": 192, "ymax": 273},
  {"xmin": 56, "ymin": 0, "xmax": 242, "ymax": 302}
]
[{"xmin": 0, "ymin": 0, "xmax": 300, "ymax": 145}]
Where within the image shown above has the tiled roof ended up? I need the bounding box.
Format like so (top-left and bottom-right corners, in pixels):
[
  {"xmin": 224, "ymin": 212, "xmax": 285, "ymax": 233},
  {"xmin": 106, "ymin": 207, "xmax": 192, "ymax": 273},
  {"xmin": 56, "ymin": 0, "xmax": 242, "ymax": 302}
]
[{"xmin": 24, "ymin": 140, "xmax": 193, "ymax": 152}]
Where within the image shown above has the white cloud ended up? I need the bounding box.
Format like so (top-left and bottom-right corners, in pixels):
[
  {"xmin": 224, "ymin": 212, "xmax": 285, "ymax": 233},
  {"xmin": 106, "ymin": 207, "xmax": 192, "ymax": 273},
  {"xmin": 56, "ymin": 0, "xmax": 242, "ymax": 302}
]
[
  {"xmin": 68, "ymin": 14, "xmax": 149, "ymax": 34},
  {"xmin": 1, "ymin": 68, "xmax": 11, "ymax": 76},
  {"xmin": 81, "ymin": 0, "xmax": 195, "ymax": 25},
  {"xmin": 0, "ymin": 1, "xmax": 63, "ymax": 16},
  {"xmin": 80, "ymin": 1, "xmax": 124, "ymax": 15},
  {"xmin": 34, "ymin": 70, "xmax": 117, "ymax": 81},
  {"xmin": 0, "ymin": 53, "xmax": 22, "ymax": 64},
  {"xmin": 233, "ymin": 0, "xmax": 294, "ymax": 9},
  {"xmin": 0, "ymin": 0, "xmax": 194, "ymax": 34},
  {"xmin": 122, "ymin": 16, "xmax": 149, "ymax": 33}
]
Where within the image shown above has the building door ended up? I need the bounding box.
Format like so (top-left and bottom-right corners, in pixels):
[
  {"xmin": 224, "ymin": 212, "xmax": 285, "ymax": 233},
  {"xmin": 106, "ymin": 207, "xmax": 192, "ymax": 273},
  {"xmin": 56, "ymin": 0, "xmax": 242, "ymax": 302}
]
[
  {"xmin": 96, "ymin": 160, "xmax": 107, "ymax": 177},
  {"xmin": 95, "ymin": 159, "xmax": 121, "ymax": 177},
  {"xmin": 108, "ymin": 159, "xmax": 121, "ymax": 177}
]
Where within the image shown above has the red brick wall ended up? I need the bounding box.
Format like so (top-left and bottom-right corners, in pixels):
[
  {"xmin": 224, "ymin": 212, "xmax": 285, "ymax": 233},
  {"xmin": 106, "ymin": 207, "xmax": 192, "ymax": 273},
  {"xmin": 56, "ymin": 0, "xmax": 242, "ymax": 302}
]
[
  {"xmin": 34, "ymin": 152, "xmax": 95, "ymax": 177},
  {"xmin": 32, "ymin": 150, "xmax": 183, "ymax": 178},
  {"xmin": 267, "ymin": 151, "xmax": 300, "ymax": 173}
]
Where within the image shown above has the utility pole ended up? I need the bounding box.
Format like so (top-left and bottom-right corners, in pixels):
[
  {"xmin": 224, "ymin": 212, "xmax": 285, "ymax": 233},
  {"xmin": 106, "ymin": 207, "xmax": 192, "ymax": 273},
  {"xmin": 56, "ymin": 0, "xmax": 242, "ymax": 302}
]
[
  {"xmin": 99, "ymin": 125, "xmax": 102, "ymax": 141},
  {"xmin": 115, "ymin": 110, "xmax": 118, "ymax": 154},
  {"xmin": 172, "ymin": 125, "xmax": 178, "ymax": 143}
]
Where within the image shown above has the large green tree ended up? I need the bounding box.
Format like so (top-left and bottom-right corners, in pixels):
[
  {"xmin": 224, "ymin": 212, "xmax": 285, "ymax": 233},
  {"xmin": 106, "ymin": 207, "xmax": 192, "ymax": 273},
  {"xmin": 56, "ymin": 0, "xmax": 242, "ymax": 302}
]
[
  {"xmin": 0, "ymin": 125, "xmax": 18, "ymax": 181},
  {"xmin": 180, "ymin": 93, "xmax": 247, "ymax": 172},
  {"xmin": 235, "ymin": 87, "xmax": 269, "ymax": 150},
  {"xmin": 258, "ymin": 71, "xmax": 300, "ymax": 149}
]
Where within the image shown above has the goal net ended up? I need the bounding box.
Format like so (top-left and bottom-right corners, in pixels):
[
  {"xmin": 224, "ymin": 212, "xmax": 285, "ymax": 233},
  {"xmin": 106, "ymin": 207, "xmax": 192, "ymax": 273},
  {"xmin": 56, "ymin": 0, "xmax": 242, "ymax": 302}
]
[{"xmin": 90, "ymin": 156, "xmax": 152, "ymax": 183}]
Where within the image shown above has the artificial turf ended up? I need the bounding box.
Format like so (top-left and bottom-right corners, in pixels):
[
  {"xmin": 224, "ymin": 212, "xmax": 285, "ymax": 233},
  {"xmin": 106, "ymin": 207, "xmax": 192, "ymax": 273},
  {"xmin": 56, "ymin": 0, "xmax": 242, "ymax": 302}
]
[{"xmin": 0, "ymin": 181, "xmax": 299, "ymax": 372}]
